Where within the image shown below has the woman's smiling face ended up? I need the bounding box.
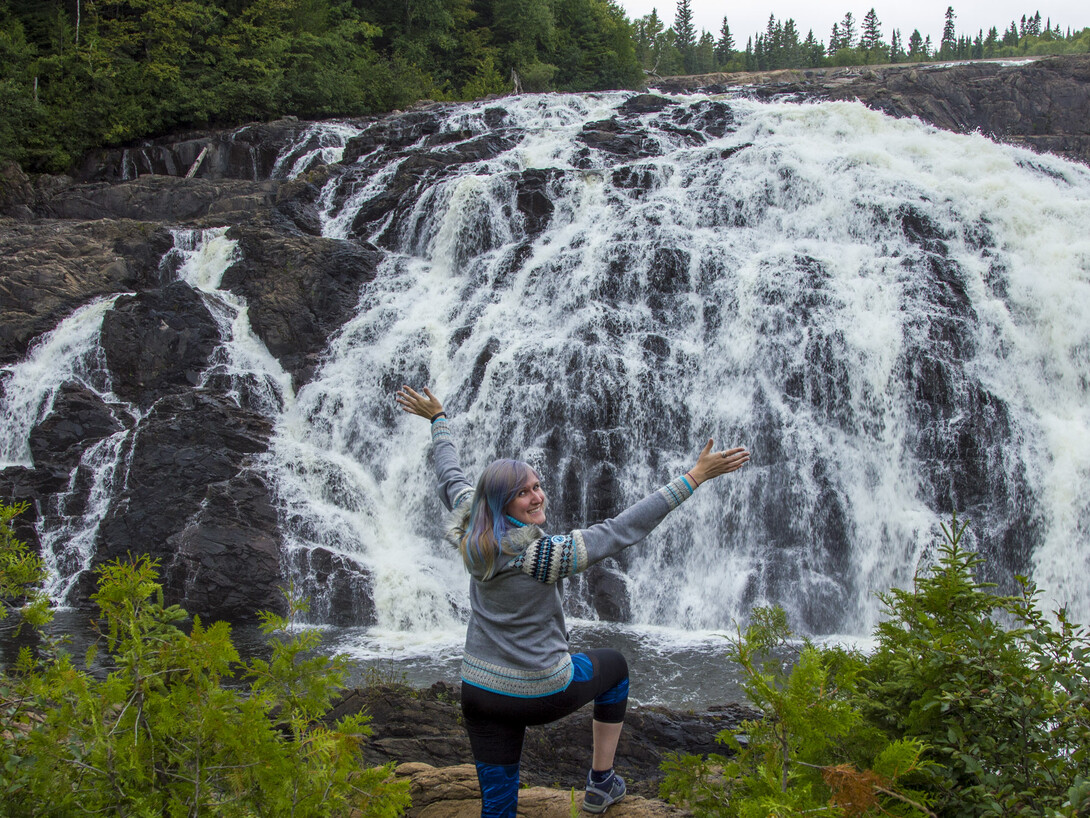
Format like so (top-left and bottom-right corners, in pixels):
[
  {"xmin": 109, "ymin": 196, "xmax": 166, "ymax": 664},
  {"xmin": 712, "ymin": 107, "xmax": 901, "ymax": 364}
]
[{"xmin": 505, "ymin": 474, "xmax": 547, "ymax": 526}]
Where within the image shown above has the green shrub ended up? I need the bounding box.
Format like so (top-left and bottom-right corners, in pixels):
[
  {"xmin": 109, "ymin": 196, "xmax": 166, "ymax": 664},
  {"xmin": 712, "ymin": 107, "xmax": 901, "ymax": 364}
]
[
  {"xmin": 660, "ymin": 607, "xmax": 934, "ymax": 817},
  {"xmin": 0, "ymin": 503, "xmax": 411, "ymax": 817},
  {"xmin": 661, "ymin": 512, "xmax": 1090, "ymax": 817},
  {"xmin": 859, "ymin": 513, "xmax": 1090, "ymax": 817}
]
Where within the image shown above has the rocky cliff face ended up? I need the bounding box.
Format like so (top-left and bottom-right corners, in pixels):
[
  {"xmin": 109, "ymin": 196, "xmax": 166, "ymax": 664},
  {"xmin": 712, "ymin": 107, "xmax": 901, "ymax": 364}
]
[
  {"xmin": 651, "ymin": 54, "xmax": 1090, "ymax": 166},
  {"xmin": 1, "ymin": 56, "xmax": 1088, "ymax": 622}
]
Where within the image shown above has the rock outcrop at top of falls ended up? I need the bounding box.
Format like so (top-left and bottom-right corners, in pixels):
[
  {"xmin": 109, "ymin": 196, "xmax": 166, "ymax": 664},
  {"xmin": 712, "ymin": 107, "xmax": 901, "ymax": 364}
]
[
  {"xmin": 1, "ymin": 54, "xmax": 1088, "ymax": 623},
  {"xmin": 650, "ymin": 54, "xmax": 1090, "ymax": 166}
]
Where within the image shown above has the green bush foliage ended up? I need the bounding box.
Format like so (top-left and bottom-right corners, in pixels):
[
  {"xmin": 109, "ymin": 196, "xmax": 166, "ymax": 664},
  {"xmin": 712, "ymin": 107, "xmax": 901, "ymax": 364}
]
[
  {"xmin": 661, "ymin": 607, "xmax": 935, "ymax": 817},
  {"xmin": 0, "ymin": 503, "xmax": 411, "ymax": 817},
  {"xmin": 662, "ymin": 513, "xmax": 1090, "ymax": 817},
  {"xmin": 860, "ymin": 513, "xmax": 1090, "ymax": 817}
]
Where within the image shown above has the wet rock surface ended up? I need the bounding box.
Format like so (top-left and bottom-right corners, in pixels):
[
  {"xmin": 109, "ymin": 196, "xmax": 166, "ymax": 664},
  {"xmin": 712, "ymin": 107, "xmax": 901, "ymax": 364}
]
[{"xmin": 650, "ymin": 54, "xmax": 1090, "ymax": 165}]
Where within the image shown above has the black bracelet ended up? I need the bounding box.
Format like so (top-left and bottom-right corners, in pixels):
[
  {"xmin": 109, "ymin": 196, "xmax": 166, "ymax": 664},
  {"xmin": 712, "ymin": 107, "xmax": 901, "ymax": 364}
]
[{"xmin": 430, "ymin": 411, "xmax": 447, "ymax": 422}]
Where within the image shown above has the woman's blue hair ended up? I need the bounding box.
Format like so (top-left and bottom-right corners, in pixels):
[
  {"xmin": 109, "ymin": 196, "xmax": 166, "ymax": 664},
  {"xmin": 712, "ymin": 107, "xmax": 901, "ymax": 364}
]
[{"xmin": 461, "ymin": 458, "xmax": 540, "ymax": 578}]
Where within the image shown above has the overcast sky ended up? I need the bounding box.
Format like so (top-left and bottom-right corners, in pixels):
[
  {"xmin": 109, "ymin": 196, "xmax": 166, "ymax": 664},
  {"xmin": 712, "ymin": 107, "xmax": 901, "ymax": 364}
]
[{"xmin": 614, "ymin": 1, "xmax": 1086, "ymax": 46}]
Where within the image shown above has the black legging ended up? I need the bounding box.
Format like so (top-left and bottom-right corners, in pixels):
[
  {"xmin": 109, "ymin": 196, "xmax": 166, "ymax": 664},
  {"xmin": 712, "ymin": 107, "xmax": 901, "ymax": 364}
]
[{"xmin": 460, "ymin": 648, "xmax": 629, "ymax": 765}]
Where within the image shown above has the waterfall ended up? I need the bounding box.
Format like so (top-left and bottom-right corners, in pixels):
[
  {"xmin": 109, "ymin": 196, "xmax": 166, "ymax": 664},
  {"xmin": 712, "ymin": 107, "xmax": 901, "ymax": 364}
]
[
  {"xmin": 5, "ymin": 90, "xmax": 1088, "ymax": 649},
  {"xmin": 263, "ymin": 91, "xmax": 1090, "ymax": 640}
]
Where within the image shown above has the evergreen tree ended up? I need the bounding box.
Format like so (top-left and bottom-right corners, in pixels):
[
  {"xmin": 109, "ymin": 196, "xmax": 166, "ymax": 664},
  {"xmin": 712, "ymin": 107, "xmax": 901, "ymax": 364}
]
[
  {"xmin": 693, "ymin": 30, "xmax": 715, "ymax": 73},
  {"xmin": 802, "ymin": 29, "xmax": 824, "ymax": 66},
  {"xmin": 715, "ymin": 16, "xmax": 734, "ymax": 66},
  {"xmin": 829, "ymin": 21, "xmax": 841, "ymax": 55},
  {"xmin": 673, "ymin": 0, "xmax": 695, "ymax": 69},
  {"xmin": 839, "ymin": 11, "xmax": 856, "ymax": 49},
  {"xmin": 860, "ymin": 7, "xmax": 882, "ymax": 51},
  {"xmin": 889, "ymin": 28, "xmax": 905, "ymax": 62},
  {"xmin": 940, "ymin": 5, "xmax": 956, "ymax": 56}
]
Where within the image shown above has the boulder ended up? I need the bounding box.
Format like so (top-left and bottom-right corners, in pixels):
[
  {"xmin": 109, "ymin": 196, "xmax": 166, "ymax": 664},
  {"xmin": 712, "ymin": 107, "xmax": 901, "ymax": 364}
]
[
  {"xmin": 93, "ymin": 390, "xmax": 278, "ymax": 618},
  {"xmin": 0, "ymin": 219, "xmax": 171, "ymax": 365},
  {"xmin": 28, "ymin": 382, "xmax": 127, "ymax": 480},
  {"xmin": 101, "ymin": 281, "xmax": 221, "ymax": 408},
  {"xmin": 393, "ymin": 762, "xmax": 688, "ymax": 818},
  {"xmin": 220, "ymin": 227, "xmax": 383, "ymax": 386}
]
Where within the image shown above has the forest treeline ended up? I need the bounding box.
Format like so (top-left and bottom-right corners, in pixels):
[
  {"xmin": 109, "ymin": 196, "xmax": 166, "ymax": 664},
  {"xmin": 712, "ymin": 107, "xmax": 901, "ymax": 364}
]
[
  {"xmin": 647, "ymin": 2, "xmax": 1090, "ymax": 77},
  {"xmin": 0, "ymin": 0, "xmax": 1087, "ymax": 174}
]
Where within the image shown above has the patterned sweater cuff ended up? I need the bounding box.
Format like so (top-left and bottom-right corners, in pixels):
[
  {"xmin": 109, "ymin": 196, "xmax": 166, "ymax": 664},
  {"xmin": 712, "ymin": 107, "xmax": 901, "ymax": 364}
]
[
  {"xmin": 430, "ymin": 417, "xmax": 452, "ymax": 442},
  {"xmin": 659, "ymin": 475, "xmax": 695, "ymax": 510}
]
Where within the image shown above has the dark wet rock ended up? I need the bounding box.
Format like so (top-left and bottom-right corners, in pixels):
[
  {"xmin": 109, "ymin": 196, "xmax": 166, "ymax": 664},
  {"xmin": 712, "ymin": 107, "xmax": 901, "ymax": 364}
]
[
  {"xmin": 41, "ymin": 175, "xmax": 281, "ymax": 224},
  {"xmin": 514, "ymin": 168, "xmax": 558, "ymax": 236},
  {"xmin": 0, "ymin": 219, "xmax": 173, "ymax": 365},
  {"xmin": 668, "ymin": 99, "xmax": 736, "ymax": 139},
  {"xmin": 221, "ymin": 227, "xmax": 382, "ymax": 386},
  {"xmin": 101, "ymin": 281, "xmax": 221, "ymax": 408},
  {"xmin": 28, "ymin": 382, "xmax": 127, "ymax": 479},
  {"xmin": 166, "ymin": 470, "xmax": 285, "ymax": 621},
  {"xmin": 329, "ymin": 682, "xmax": 760, "ymax": 798},
  {"xmin": 585, "ymin": 563, "xmax": 632, "ymax": 622},
  {"xmin": 578, "ymin": 118, "xmax": 656, "ymax": 159},
  {"xmin": 285, "ymin": 546, "xmax": 377, "ymax": 627},
  {"xmin": 94, "ymin": 390, "xmax": 276, "ymax": 617},
  {"xmin": 342, "ymin": 109, "xmax": 446, "ymax": 164},
  {"xmin": 0, "ymin": 161, "xmax": 34, "ymax": 219},
  {"xmin": 72, "ymin": 117, "xmax": 315, "ymax": 183},
  {"xmin": 651, "ymin": 54, "xmax": 1090, "ymax": 166},
  {"xmin": 620, "ymin": 94, "xmax": 677, "ymax": 115}
]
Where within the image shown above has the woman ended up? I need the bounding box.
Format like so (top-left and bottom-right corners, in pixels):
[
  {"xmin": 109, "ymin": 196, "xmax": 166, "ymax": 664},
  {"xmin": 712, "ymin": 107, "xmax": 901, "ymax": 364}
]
[{"xmin": 396, "ymin": 385, "xmax": 750, "ymax": 817}]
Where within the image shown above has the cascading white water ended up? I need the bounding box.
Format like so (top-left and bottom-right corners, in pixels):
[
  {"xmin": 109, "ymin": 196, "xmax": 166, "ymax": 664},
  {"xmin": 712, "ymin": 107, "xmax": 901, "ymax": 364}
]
[
  {"xmin": 167, "ymin": 228, "xmax": 295, "ymax": 416},
  {"xmin": 1, "ymin": 298, "xmax": 120, "ymax": 469},
  {"xmin": 263, "ymin": 90, "xmax": 1090, "ymax": 649},
  {"xmin": 271, "ymin": 121, "xmax": 361, "ymax": 180},
  {"xmin": 0, "ymin": 297, "xmax": 134, "ymax": 602}
]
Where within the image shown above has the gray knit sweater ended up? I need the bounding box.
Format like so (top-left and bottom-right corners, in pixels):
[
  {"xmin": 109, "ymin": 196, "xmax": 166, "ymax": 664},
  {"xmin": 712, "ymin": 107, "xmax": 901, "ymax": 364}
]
[{"xmin": 430, "ymin": 417, "xmax": 695, "ymax": 698}]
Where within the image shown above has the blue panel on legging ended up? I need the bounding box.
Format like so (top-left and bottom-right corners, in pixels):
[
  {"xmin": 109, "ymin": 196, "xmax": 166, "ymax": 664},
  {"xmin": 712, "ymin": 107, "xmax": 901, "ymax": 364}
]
[{"xmin": 475, "ymin": 761, "xmax": 520, "ymax": 818}]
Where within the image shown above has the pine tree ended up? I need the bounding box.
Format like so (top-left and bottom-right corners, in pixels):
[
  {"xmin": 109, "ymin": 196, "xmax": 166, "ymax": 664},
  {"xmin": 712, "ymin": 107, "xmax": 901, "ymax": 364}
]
[
  {"xmin": 940, "ymin": 6, "xmax": 956, "ymax": 57},
  {"xmin": 802, "ymin": 29, "xmax": 823, "ymax": 66},
  {"xmin": 907, "ymin": 28, "xmax": 924, "ymax": 59},
  {"xmin": 829, "ymin": 21, "xmax": 841, "ymax": 55},
  {"xmin": 890, "ymin": 28, "xmax": 904, "ymax": 62},
  {"xmin": 673, "ymin": 0, "xmax": 695, "ymax": 65},
  {"xmin": 860, "ymin": 8, "xmax": 882, "ymax": 51},
  {"xmin": 839, "ymin": 11, "xmax": 856, "ymax": 49},
  {"xmin": 715, "ymin": 16, "xmax": 734, "ymax": 65}
]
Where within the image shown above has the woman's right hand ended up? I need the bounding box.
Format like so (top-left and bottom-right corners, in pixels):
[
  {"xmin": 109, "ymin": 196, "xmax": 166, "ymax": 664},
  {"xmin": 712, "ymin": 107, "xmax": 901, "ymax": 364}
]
[
  {"xmin": 687, "ymin": 439, "xmax": 750, "ymax": 485},
  {"xmin": 396, "ymin": 386, "xmax": 445, "ymax": 420}
]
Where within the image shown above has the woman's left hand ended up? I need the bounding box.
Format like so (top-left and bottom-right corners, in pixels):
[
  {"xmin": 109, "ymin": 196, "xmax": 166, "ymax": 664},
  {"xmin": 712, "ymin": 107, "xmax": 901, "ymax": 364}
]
[{"xmin": 396, "ymin": 385, "xmax": 445, "ymax": 420}]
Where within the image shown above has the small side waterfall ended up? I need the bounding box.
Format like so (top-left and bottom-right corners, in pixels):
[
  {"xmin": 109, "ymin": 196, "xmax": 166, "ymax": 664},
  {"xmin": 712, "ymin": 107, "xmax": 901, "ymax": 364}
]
[{"xmin": 1, "ymin": 228, "xmax": 290, "ymax": 605}]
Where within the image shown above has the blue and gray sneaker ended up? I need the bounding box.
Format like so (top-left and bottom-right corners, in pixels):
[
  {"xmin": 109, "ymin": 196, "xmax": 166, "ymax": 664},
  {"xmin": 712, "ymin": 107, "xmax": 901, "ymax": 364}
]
[{"xmin": 583, "ymin": 770, "xmax": 626, "ymax": 813}]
